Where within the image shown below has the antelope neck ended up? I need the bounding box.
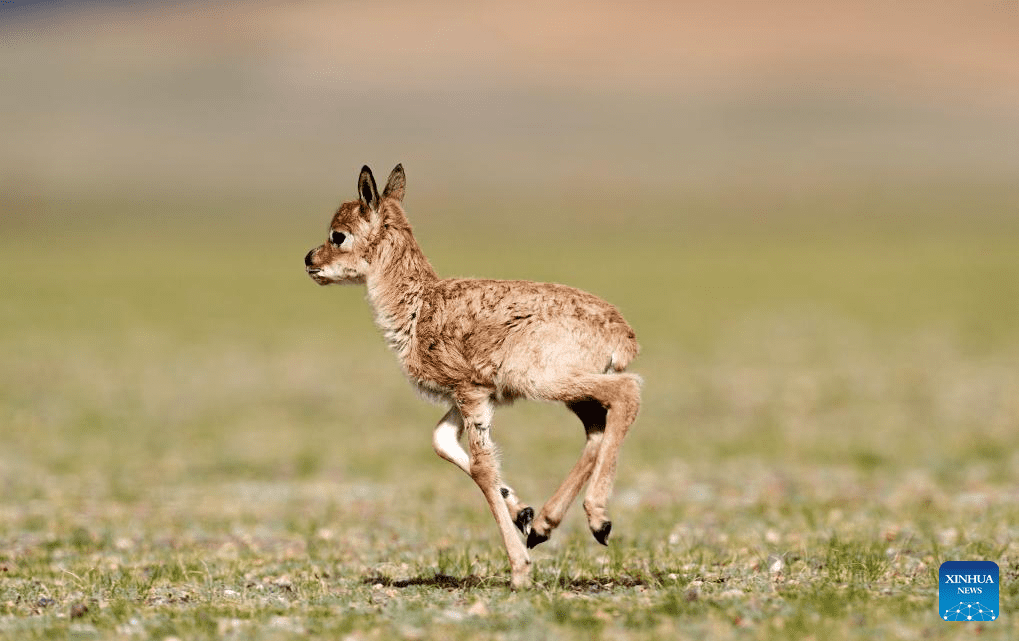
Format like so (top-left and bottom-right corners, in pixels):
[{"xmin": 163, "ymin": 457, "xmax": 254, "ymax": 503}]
[{"xmin": 364, "ymin": 228, "xmax": 437, "ymax": 357}]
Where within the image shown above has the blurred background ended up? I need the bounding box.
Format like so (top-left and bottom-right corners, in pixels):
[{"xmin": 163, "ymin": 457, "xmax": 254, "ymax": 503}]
[{"xmin": 1, "ymin": 0, "xmax": 1017, "ymax": 540}]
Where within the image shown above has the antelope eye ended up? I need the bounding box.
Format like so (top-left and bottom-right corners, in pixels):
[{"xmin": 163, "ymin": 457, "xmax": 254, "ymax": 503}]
[{"xmin": 330, "ymin": 230, "xmax": 346, "ymax": 246}]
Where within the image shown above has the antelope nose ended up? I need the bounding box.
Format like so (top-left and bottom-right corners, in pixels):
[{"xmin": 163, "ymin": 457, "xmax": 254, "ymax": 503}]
[{"xmin": 304, "ymin": 249, "xmax": 315, "ymax": 267}]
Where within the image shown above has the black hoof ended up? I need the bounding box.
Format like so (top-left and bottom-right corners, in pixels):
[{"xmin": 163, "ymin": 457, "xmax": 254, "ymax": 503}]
[
  {"xmin": 514, "ymin": 507, "xmax": 534, "ymax": 534},
  {"xmin": 526, "ymin": 529, "xmax": 549, "ymax": 549},
  {"xmin": 592, "ymin": 521, "xmax": 612, "ymax": 546}
]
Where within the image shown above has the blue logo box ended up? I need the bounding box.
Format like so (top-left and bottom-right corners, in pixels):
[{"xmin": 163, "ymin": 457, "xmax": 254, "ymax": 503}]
[{"xmin": 939, "ymin": 561, "xmax": 999, "ymax": 622}]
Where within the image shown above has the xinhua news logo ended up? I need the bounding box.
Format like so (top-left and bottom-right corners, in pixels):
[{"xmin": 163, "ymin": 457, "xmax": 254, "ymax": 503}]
[{"xmin": 939, "ymin": 561, "xmax": 999, "ymax": 622}]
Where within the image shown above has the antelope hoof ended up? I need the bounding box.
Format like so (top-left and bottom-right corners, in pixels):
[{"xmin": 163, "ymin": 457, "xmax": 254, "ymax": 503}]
[
  {"xmin": 526, "ymin": 529, "xmax": 549, "ymax": 549},
  {"xmin": 511, "ymin": 573, "xmax": 532, "ymax": 590},
  {"xmin": 592, "ymin": 521, "xmax": 612, "ymax": 546},
  {"xmin": 514, "ymin": 506, "xmax": 534, "ymax": 535}
]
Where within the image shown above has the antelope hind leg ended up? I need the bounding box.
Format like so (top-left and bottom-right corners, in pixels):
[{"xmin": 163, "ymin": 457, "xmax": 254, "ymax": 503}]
[
  {"xmin": 582, "ymin": 374, "xmax": 641, "ymax": 545},
  {"xmin": 527, "ymin": 399, "xmax": 605, "ymax": 548}
]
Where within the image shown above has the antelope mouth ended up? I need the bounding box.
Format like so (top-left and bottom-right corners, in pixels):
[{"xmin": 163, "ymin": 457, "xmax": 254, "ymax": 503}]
[{"xmin": 306, "ymin": 268, "xmax": 329, "ymax": 285}]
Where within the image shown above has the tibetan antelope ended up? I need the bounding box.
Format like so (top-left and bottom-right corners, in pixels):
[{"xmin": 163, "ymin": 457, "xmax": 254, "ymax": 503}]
[{"xmin": 304, "ymin": 165, "xmax": 641, "ymax": 588}]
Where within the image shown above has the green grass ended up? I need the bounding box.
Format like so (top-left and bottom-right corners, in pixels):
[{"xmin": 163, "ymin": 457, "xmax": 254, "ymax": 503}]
[{"xmin": 1, "ymin": 187, "xmax": 1018, "ymax": 639}]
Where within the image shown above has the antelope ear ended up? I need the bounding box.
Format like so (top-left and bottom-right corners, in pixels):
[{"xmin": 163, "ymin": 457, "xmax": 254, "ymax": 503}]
[
  {"xmin": 357, "ymin": 165, "xmax": 379, "ymax": 216},
  {"xmin": 382, "ymin": 163, "xmax": 406, "ymax": 202}
]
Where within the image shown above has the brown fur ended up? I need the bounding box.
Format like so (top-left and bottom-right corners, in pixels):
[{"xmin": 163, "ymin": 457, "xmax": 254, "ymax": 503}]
[{"xmin": 305, "ymin": 165, "xmax": 641, "ymax": 588}]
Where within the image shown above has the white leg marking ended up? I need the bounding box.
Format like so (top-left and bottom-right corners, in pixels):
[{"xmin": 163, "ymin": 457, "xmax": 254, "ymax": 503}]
[{"xmin": 432, "ymin": 406, "xmax": 470, "ymax": 474}]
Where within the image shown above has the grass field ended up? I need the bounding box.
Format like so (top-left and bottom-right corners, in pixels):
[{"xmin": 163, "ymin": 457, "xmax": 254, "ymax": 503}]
[{"xmin": 1, "ymin": 185, "xmax": 1018, "ymax": 639}]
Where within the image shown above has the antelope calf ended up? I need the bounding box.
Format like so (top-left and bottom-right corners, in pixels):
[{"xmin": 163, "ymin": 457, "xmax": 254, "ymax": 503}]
[{"xmin": 304, "ymin": 165, "xmax": 641, "ymax": 588}]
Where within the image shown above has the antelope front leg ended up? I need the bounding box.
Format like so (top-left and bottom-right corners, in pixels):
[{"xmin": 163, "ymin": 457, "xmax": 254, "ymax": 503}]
[
  {"xmin": 432, "ymin": 406, "xmax": 533, "ymax": 534},
  {"xmin": 456, "ymin": 390, "xmax": 532, "ymax": 589}
]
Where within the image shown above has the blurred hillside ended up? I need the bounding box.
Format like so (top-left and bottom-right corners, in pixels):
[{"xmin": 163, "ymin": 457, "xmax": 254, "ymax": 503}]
[{"xmin": 2, "ymin": 0, "xmax": 1017, "ymax": 221}]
